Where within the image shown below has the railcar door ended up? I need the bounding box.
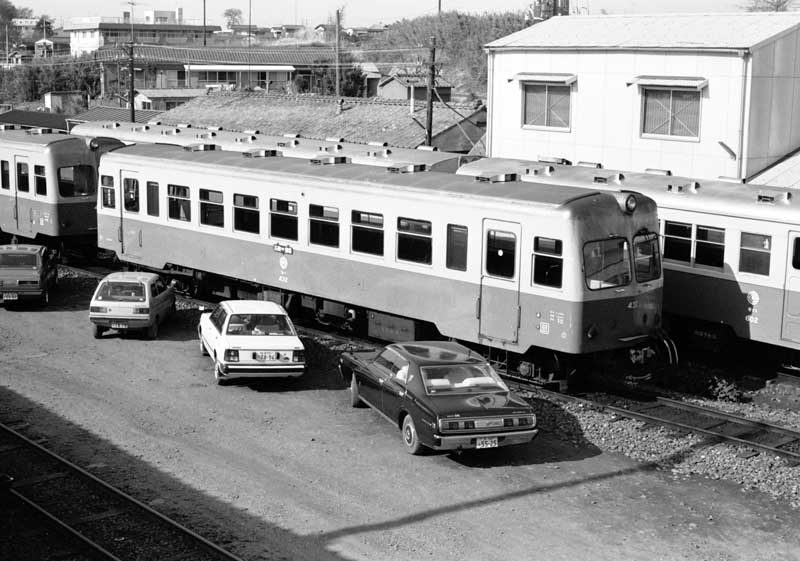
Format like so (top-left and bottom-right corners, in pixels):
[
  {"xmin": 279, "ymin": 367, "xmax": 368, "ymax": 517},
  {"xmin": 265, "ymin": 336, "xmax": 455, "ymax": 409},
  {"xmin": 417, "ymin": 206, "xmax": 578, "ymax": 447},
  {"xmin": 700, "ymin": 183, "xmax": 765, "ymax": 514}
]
[
  {"xmin": 119, "ymin": 171, "xmax": 141, "ymax": 259},
  {"xmin": 781, "ymin": 232, "xmax": 800, "ymax": 343},
  {"xmin": 479, "ymin": 219, "xmax": 521, "ymax": 344},
  {"xmin": 13, "ymin": 156, "xmax": 31, "ymax": 237}
]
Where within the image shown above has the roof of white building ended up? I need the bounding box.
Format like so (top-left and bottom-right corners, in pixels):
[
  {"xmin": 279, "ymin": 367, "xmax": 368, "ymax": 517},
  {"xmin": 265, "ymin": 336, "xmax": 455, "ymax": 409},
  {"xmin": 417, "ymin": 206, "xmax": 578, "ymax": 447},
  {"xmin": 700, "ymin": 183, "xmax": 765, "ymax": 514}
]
[{"xmin": 486, "ymin": 13, "xmax": 800, "ymax": 52}]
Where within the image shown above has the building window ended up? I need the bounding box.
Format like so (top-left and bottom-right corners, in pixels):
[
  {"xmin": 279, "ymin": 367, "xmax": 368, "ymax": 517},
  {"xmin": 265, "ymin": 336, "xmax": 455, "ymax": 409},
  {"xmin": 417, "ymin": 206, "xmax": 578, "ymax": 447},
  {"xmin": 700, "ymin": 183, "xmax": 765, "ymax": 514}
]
[
  {"xmin": 446, "ymin": 224, "xmax": 468, "ymax": 271},
  {"xmin": 101, "ymin": 175, "xmax": 115, "ymax": 208},
  {"xmin": 234, "ymin": 194, "xmax": 259, "ymax": 234},
  {"xmin": 168, "ymin": 184, "xmax": 191, "ymax": 222},
  {"xmin": 270, "ymin": 198, "xmax": 297, "ymax": 240},
  {"xmin": 34, "ymin": 165, "xmax": 46, "ymax": 196},
  {"xmin": 200, "ymin": 188, "xmax": 224, "ymax": 227},
  {"xmin": 739, "ymin": 233, "xmax": 771, "ymax": 276},
  {"xmin": 523, "ymin": 83, "xmax": 570, "ymax": 129},
  {"xmin": 309, "ymin": 204, "xmax": 339, "ymax": 247},
  {"xmin": 146, "ymin": 181, "xmax": 159, "ymax": 216},
  {"xmin": 642, "ymin": 89, "xmax": 700, "ymax": 138},
  {"xmin": 532, "ymin": 237, "xmax": 562, "ymax": 288},
  {"xmin": 352, "ymin": 210, "xmax": 383, "ymax": 256},
  {"xmin": 397, "ymin": 217, "xmax": 432, "ymax": 265},
  {"xmin": 123, "ymin": 178, "xmax": 139, "ymax": 212},
  {"xmin": 486, "ymin": 229, "xmax": 516, "ymax": 279}
]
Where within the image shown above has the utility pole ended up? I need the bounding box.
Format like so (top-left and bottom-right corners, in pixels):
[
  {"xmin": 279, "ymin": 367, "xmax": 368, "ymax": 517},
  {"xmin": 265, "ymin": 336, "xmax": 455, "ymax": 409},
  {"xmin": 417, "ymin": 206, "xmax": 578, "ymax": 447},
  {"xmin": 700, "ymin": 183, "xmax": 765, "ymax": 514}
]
[
  {"xmin": 425, "ymin": 36, "xmax": 435, "ymax": 146},
  {"xmin": 203, "ymin": 0, "xmax": 207, "ymax": 46},
  {"xmin": 335, "ymin": 9, "xmax": 340, "ymax": 98},
  {"xmin": 129, "ymin": 42, "xmax": 135, "ymax": 122}
]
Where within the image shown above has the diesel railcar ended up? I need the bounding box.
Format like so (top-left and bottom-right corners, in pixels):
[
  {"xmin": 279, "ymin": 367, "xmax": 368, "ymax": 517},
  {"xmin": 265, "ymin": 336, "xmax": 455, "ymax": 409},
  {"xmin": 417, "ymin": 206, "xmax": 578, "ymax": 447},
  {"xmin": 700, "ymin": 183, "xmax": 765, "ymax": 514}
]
[
  {"xmin": 95, "ymin": 143, "xmax": 665, "ymax": 385},
  {"xmin": 70, "ymin": 120, "xmax": 473, "ymax": 172},
  {"xmin": 458, "ymin": 158, "xmax": 800, "ymax": 361}
]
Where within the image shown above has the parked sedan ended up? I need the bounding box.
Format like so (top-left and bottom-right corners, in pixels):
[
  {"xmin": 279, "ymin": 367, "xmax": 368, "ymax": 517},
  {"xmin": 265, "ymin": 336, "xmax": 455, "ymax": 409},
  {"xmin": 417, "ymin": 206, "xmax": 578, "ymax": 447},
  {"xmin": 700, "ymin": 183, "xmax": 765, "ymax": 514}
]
[
  {"xmin": 198, "ymin": 300, "xmax": 306, "ymax": 385},
  {"xmin": 339, "ymin": 341, "xmax": 538, "ymax": 455},
  {"xmin": 0, "ymin": 244, "xmax": 58, "ymax": 307},
  {"xmin": 89, "ymin": 272, "xmax": 175, "ymax": 339}
]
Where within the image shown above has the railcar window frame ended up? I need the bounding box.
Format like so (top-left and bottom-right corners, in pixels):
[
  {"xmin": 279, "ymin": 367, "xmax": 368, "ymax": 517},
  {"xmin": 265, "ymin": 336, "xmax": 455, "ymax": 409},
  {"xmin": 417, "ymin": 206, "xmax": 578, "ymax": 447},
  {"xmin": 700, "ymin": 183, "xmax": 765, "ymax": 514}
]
[
  {"xmin": 16, "ymin": 162, "xmax": 29, "ymax": 192},
  {"xmin": 199, "ymin": 188, "xmax": 224, "ymax": 228},
  {"xmin": 58, "ymin": 165, "xmax": 96, "ymax": 198},
  {"xmin": 739, "ymin": 232, "xmax": 771, "ymax": 276},
  {"xmin": 351, "ymin": 210, "xmax": 384, "ymax": 257},
  {"xmin": 34, "ymin": 165, "xmax": 46, "ymax": 196},
  {"xmin": 270, "ymin": 198, "xmax": 298, "ymax": 241},
  {"xmin": 1, "ymin": 160, "xmax": 8, "ymax": 190},
  {"xmin": 309, "ymin": 204, "xmax": 339, "ymax": 248},
  {"xmin": 583, "ymin": 237, "xmax": 632, "ymax": 290},
  {"xmin": 167, "ymin": 184, "xmax": 191, "ymax": 222},
  {"xmin": 396, "ymin": 217, "xmax": 432, "ymax": 265},
  {"xmin": 532, "ymin": 236, "xmax": 563, "ymax": 288},
  {"xmin": 234, "ymin": 193, "xmax": 260, "ymax": 235},
  {"xmin": 663, "ymin": 221, "xmax": 692, "ymax": 263},
  {"xmin": 146, "ymin": 181, "xmax": 159, "ymax": 217},
  {"xmin": 695, "ymin": 225, "xmax": 725, "ymax": 268},
  {"xmin": 123, "ymin": 178, "xmax": 139, "ymax": 213},
  {"xmin": 485, "ymin": 229, "xmax": 517, "ymax": 279},
  {"xmin": 100, "ymin": 175, "xmax": 115, "ymax": 208},
  {"xmin": 446, "ymin": 224, "xmax": 468, "ymax": 271}
]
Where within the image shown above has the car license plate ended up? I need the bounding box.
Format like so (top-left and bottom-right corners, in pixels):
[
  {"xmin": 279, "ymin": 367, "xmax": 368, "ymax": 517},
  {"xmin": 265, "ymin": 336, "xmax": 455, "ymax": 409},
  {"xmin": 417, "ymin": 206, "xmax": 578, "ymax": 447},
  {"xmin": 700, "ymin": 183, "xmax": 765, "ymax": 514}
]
[
  {"xmin": 254, "ymin": 351, "xmax": 276, "ymax": 361},
  {"xmin": 476, "ymin": 437, "xmax": 498, "ymax": 449},
  {"xmin": 2, "ymin": 292, "xmax": 18, "ymax": 300},
  {"xmin": 111, "ymin": 321, "xmax": 128, "ymax": 329}
]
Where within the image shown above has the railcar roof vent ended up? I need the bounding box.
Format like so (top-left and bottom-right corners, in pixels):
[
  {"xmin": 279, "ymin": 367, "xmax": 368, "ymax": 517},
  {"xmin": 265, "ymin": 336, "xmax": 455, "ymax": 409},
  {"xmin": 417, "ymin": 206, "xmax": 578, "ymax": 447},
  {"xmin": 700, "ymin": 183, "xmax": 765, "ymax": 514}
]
[
  {"xmin": 322, "ymin": 144, "xmax": 343, "ymax": 153},
  {"xmin": 577, "ymin": 161, "xmax": 603, "ymax": 169},
  {"xmin": 160, "ymin": 128, "xmax": 181, "ymax": 135},
  {"xmin": 646, "ymin": 168, "xmax": 672, "ymax": 176},
  {"xmin": 666, "ymin": 181, "xmax": 700, "ymax": 194},
  {"xmin": 475, "ymin": 173, "xmax": 518, "ymax": 183},
  {"xmin": 415, "ymin": 145, "xmax": 439, "ymax": 152},
  {"xmin": 369, "ymin": 141, "xmax": 389, "ymax": 147},
  {"xmin": 388, "ymin": 163, "xmax": 427, "ymax": 173},
  {"xmin": 184, "ymin": 143, "xmax": 217, "ymax": 152},
  {"xmin": 27, "ymin": 128, "xmax": 52, "ymax": 135},
  {"xmin": 757, "ymin": 190, "xmax": 792, "ymax": 204},
  {"xmin": 234, "ymin": 135, "xmax": 258, "ymax": 143},
  {"xmin": 243, "ymin": 148, "xmax": 280, "ymax": 158},
  {"xmin": 195, "ymin": 131, "xmax": 216, "ymax": 139},
  {"xmin": 311, "ymin": 155, "xmax": 349, "ymax": 165},
  {"xmin": 243, "ymin": 129, "xmax": 260, "ymax": 135},
  {"xmin": 538, "ymin": 155, "xmax": 572, "ymax": 166},
  {"xmin": 283, "ymin": 133, "xmax": 300, "ymax": 139},
  {"xmin": 0, "ymin": 124, "xmax": 16, "ymax": 131},
  {"xmin": 277, "ymin": 139, "xmax": 300, "ymax": 148},
  {"xmin": 132, "ymin": 125, "xmax": 149, "ymax": 132},
  {"xmin": 147, "ymin": 120, "xmax": 162, "ymax": 125},
  {"xmin": 102, "ymin": 122, "xmax": 121, "ymax": 129},
  {"xmin": 532, "ymin": 165, "xmax": 554, "ymax": 176},
  {"xmin": 176, "ymin": 123, "xmax": 192, "ymax": 128},
  {"xmin": 325, "ymin": 136, "xmax": 344, "ymax": 142},
  {"xmin": 207, "ymin": 125, "xmax": 223, "ymax": 131},
  {"xmin": 367, "ymin": 149, "xmax": 393, "ymax": 158},
  {"xmin": 594, "ymin": 173, "xmax": 625, "ymax": 185}
]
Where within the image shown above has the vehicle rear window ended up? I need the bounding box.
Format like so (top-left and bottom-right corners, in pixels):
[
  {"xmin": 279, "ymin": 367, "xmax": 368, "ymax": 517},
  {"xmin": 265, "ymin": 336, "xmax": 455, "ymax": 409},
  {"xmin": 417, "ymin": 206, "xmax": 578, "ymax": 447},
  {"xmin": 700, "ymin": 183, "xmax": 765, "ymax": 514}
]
[
  {"xmin": 226, "ymin": 314, "xmax": 295, "ymax": 336},
  {"xmin": 420, "ymin": 363, "xmax": 508, "ymax": 395},
  {"xmin": 0, "ymin": 253, "xmax": 37, "ymax": 268},
  {"xmin": 94, "ymin": 281, "xmax": 146, "ymax": 302}
]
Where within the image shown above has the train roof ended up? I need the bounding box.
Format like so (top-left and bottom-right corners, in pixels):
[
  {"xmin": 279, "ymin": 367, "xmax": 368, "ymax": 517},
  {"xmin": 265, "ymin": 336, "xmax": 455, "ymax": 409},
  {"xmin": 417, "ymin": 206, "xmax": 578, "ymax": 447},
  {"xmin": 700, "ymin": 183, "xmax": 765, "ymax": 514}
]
[
  {"xmin": 0, "ymin": 128, "xmax": 81, "ymax": 148},
  {"xmin": 103, "ymin": 143, "xmax": 615, "ymax": 210}
]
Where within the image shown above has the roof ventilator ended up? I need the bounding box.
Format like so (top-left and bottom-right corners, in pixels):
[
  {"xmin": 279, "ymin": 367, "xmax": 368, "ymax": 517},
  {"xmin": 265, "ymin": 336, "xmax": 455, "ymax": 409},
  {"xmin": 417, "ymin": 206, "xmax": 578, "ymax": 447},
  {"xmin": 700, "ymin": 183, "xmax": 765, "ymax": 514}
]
[
  {"xmin": 243, "ymin": 149, "xmax": 280, "ymax": 158},
  {"xmin": 532, "ymin": 165, "xmax": 554, "ymax": 176},
  {"xmin": 538, "ymin": 155, "xmax": 572, "ymax": 166},
  {"xmin": 207, "ymin": 125, "xmax": 223, "ymax": 131},
  {"xmin": 176, "ymin": 123, "xmax": 192, "ymax": 128},
  {"xmin": 234, "ymin": 135, "xmax": 257, "ymax": 143},
  {"xmin": 243, "ymin": 129, "xmax": 261, "ymax": 135},
  {"xmin": 160, "ymin": 128, "xmax": 181, "ymax": 135},
  {"xmin": 326, "ymin": 137, "xmax": 344, "ymax": 142},
  {"xmin": 368, "ymin": 141, "xmax": 389, "ymax": 147},
  {"xmin": 594, "ymin": 173, "xmax": 625, "ymax": 185},
  {"xmin": 646, "ymin": 168, "xmax": 672, "ymax": 176},
  {"xmin": 577, "ymin": 161, "xmax": 603, "ymax": 169},
  {"xmin": 278, "ymin": 139, "xmax": 300, "ymax": 148},
  {"xmin": 416, "ymin": 145, "xmax": 439, "ymax": 152},
  {"xmin": 323, "ymin": 144, "xmax": 343, "ymax": 153},
  {"xmin": 27, "ymin": 128, "xmax": 52, "ymax": 135},
  {"xmin": 132, "ymin": 125, "xmax": 149, "ymax": 132},
  {"xmin": 475, "ymin": 173, "xmax": 518, "ymax": 183},
  {"xmin": 311, "ymin": 155, "xmax": 349, "ymax": 165},
  {"xmin": 388, "ymin": 163, "xmax": 427, "ymax": 173},
  {"xmin": 196, "ymin": 131, "xmax": 216, "ymax": 139},
  {"xmin": 666, "ymin": 181, "xmax": 700, "ymax": 194},
  {"xmin": 184, "ymin": 143, "xmax": 217, "ymax": 152},
  {"xmin": 0, "ymin": 124, "xmax": 16, "ymax": 131},
  {"xmin": 102, "ymin": 122, "xmax": 121, "ymax": 129},
  {"xmin": 283, "ymin": 133, "xmax": 300, "ymax": 138},
  {"xmin": 147, "ymin": 120, "xmax": 162, "ymax": 125},
  {"xmin": 368, "ymin": 149, "xmax": 392, "ymax": 158},
  {"xmin": 757, "ymin": 191, "xmax": 792, "ymax": 204}
]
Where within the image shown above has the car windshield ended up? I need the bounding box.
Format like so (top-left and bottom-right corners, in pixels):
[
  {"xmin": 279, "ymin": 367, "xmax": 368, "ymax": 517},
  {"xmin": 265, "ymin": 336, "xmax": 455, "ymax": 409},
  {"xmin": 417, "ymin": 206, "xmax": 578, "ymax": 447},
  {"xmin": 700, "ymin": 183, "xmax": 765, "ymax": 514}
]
[
  {"xmin": 226, "ymin": 313, "xmax": 295, "ymax": 336},
  {"xmin": 0, "ymin": 253, "xmax": 38, "ymax": 268},
  {"xmin": 420, "ymin": 363, "xmax": 509, "ymax": 395},
  {"xmin": 94, "ymin": 281, "xmax": 146, "ymax": 302}
]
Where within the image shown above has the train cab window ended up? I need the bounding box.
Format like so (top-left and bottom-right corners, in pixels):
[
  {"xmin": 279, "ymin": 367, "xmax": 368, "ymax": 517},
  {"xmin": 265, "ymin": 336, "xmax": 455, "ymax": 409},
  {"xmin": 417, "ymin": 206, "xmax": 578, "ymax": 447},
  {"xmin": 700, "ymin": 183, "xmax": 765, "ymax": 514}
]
[
  {"xmin": 486, "ymin": 230, "xmax": 516, "ymax": 279},
  {"xmin": 739, "ymin": 233, "xmax": 771, "ymax": 276},
  {"xmin": 1, "ymin": 160, "xmax": 8, "ymax": 189},
  {"xmin": 352, "ymin": 210, "xmax": 384, "ymax": 256},
  {"xmin": 397, "ymin": 217, "xmax": 432, "ymax": 265},
  {"xmin": 695, "ymin": 226, "xmax": 725, "ymax": 268},
  {"xmin": 146, "ymin": 182, "xmax": 159, "ymax": 216},
  {"xmin": 123, "ymin": 178, "xmax": 139, "ymax": 213},
  {"xmin": 58, "ymin": 166, "xmax": 96, "ymax": 198},
  {"xmin": 584, "ymin": 238, "xmax": 631, "ymax": 290},
  {"xmin": 200, "ymin": 189, "xmax": 224, "ymax": 228},
  {"xmin": 309, "ymin": 204, "xmax": 338, "ymax": 247},
  {"xmin": 270, "ymin": 198, "xmax": 298, "ymax": 240},
  {"xmin": 167, "ymin": 184, "xmax": 191, "ymax": 222},
  {"xmin": 532, "ymin": 237, "xmax": 562, "ymax": 288},
  {"xmin": 234, "ymin": 194, "xmax": 259, "ymax": 234},
  {"xmin": 101, "ymin": 175, "xmax": 115, "ymax": 208},
  {"xmin": 663, "ymin": 221, "xmax": 691, "ymax": 262},
  {"xmin": 633, "ymin": 232, "xmax": 661, "ymax": 282},
  {"xmin": 16, "ymin": 162, "xmax": 29, "ymax": 192},
  {"xmin": 446, "ymin": 224, "xmax": 468, "ymax": 271},
  {"xmin": 34, "ymin": 165, "xmax": 46, "ymax": 196}
]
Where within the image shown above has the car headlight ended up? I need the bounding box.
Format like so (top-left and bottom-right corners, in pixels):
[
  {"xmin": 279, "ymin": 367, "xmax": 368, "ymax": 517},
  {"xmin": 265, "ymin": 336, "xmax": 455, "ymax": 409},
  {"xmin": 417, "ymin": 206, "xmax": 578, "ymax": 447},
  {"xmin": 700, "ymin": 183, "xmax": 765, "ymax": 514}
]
[{"xmin": 224, "ymin": 349, "xmax": 239, "ymax": 362}]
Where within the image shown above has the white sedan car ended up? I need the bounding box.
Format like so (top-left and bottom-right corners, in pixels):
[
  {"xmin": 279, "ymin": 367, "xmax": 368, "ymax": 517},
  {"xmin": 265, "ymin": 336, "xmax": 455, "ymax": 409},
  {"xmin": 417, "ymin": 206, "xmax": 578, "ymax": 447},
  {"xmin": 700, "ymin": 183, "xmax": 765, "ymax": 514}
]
[{"xmin": 198, "ymin": 300, "xmax": 306, "ymax": 385}]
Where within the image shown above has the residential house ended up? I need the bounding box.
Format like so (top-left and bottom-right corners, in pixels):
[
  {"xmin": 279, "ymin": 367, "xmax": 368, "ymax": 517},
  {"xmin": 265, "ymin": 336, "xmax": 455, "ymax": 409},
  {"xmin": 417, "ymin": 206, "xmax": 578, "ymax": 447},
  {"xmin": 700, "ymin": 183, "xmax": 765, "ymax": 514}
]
[{"xmin": 378, "ymin": 72, "xmax": 452, "ymax": 103}]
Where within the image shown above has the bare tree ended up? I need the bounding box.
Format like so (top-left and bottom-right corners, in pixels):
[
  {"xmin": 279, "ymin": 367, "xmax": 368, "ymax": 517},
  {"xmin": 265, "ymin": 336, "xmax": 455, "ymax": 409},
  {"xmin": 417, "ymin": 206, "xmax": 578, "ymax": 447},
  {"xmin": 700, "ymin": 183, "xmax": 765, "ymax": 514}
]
[
  {"xmin": 223, "ymin": 8, "xmax": 242, "ymax": 29},
  {"xmin": 743, "ymin": 0, "xmax": 795, "ymax": 11}
]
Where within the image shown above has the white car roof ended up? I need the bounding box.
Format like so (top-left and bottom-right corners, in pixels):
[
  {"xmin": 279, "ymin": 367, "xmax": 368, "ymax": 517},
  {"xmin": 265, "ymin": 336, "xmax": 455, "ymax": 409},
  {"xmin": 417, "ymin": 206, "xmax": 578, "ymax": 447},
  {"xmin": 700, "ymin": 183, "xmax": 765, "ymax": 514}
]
[
  {"xmin": 222, "ymin": 300, "xmax": 287, "ymax": 315},
  {"xmin": 99, "ymin": 271, "xmax": 160, "ymax": 283}
]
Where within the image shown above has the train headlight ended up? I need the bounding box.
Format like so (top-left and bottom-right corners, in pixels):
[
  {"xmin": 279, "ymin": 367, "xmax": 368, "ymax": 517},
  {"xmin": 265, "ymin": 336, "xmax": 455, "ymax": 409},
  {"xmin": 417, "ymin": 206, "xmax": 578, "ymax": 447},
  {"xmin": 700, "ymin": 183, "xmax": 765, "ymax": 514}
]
[{"xmin": 625, "ymin": 194, "xmax": 637, "ymax": 213}]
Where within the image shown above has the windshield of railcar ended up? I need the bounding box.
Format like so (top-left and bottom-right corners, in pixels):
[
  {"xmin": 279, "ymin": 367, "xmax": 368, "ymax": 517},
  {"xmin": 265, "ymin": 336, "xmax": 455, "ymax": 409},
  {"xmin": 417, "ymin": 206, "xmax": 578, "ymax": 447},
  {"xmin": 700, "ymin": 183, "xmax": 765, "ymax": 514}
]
[
  {"xmin": 94, "ymin": 281, "xmax": 146, "ymax": 302},
  {"xmin": 0, "ymin": 253, "xmax": 38, "ymax": 268},
  {"xmin": 58, "ymin": 165, "xmax": 97, "ymax": 197},
  {"xmin": 420, "ymin": 363, "xmax": 509, "ymax": 395},
  {"xmin": 225, "ymin": 314, "xmax": 296, "ymax": 336},
  {"xmin": 583, "ymin": 238, "xmax": 632, "ymax": 290},
  {"xmin": 633, "ymin": 232, "xmax": 661, "ymax": 282}
]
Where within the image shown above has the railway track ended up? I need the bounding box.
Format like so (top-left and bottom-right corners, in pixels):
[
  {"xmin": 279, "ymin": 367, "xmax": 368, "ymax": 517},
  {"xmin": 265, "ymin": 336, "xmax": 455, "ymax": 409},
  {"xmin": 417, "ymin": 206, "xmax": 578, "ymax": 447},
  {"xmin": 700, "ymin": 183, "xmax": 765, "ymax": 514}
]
[{"xmin": 0, "ymin": 420, "xmax": 247, "ymax": 561}]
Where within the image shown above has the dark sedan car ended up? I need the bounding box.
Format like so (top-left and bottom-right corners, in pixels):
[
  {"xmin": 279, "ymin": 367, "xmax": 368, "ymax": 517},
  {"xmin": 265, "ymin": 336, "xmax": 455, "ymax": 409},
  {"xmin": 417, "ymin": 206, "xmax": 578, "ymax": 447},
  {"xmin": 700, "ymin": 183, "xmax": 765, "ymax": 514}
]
[
  {"xmin": 0, "ymin": 244, "xmax": 58, "ymax": 307},
  {"xmin": 339, "ymin": 341, "xmax": 538, "ymax": 455}
]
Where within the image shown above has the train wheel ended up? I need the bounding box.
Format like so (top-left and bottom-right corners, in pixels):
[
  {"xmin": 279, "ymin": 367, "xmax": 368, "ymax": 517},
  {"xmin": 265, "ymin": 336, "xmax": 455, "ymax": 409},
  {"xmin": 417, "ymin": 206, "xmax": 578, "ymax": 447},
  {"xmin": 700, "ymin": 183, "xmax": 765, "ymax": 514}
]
[{"xmin": 401, "ymin": 415, "xmax": 424, "ymax": 455}]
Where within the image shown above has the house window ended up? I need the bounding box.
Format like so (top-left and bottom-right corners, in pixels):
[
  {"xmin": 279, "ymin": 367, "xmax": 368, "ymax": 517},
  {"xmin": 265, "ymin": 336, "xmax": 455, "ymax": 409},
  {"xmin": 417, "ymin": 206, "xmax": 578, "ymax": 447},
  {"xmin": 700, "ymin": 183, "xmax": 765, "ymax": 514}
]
[
  {"xmin": 642, "ymin": 89, "xmax": 700, "ymax": 138},
  {"xmin": 234, "ymin": 194, "xmax": 259, "ymax": 234},
  {"xmin": 523, "ymin": 83, "xmax": 570, "ymax": 129}
]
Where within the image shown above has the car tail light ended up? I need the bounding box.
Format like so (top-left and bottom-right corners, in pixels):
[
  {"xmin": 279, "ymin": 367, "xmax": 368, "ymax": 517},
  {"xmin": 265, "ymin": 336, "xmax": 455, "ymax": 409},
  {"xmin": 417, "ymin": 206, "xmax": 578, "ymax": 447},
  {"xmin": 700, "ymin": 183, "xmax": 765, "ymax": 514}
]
[
  {"xmin": 133, "ymin": 307, "xmax": 149, "ymax": 315},
  {"xmin": 292, "ymin": 350, "xmax": 305, "ymax": 363},
  {"xmin": 224, "ymin": 349, "xmax": 239, "ymax": 362},
  {"xmin": 90, "ymin": 306, "xmax": 108, "ymax": 313},
  {"xmin": 18, "ymin": 280, "xmax": 38, "ymax": 286},
  {"xmin": 504, "ymin": 418, "xmax": 514, "ymax": 427},
  {"xmin": 464, "ymin": 420, "xmax": 475, "ymax": 429}
]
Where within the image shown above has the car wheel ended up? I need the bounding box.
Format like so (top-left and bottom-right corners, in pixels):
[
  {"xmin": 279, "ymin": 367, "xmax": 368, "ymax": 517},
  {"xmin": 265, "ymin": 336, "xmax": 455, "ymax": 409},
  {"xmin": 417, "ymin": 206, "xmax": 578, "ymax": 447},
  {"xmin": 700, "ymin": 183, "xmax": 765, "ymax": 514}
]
[
  {"xmin": 146, "ymin": 320, "xmax": 159, "ymax": 340},
  {"xmin": 92, "ymin": 324, "xmax": 104, "ymax": 339},
  {"xmin": 349, "ymin": 374, "xmax": 364, "ymax": 408},
  {"xmin": 40, "ymin": 286, "xmax": 49, "ymax": 307},
  {"xmin": 402, "ymin": 415, "xmax": 425, "ymax": 455},
  {"xmin": 199, "ymin": 332, "xmax": 209, "ymax": 356},
  {"xmin": 214, "ymin": 360, "xmax": 228, "ymax": 386}
]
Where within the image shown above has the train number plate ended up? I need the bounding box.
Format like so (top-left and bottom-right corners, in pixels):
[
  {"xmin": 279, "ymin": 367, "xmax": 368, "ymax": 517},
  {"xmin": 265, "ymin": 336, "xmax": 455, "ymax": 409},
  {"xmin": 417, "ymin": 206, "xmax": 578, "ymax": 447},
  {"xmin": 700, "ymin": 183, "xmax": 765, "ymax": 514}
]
[
  {"xmin": 254, "ymin": 351, "xmax": 276, "ymax": 361},
  {"xmin": 476, "ymin": 437, "xmax": 498, "ymax": 449},
  {"xmin": 2, "ymin": 292, "xmax": 18, "ymax": 300},
  {"xmin": 111, "ymin": 321, "xmax": 128, "ymax": 329}
]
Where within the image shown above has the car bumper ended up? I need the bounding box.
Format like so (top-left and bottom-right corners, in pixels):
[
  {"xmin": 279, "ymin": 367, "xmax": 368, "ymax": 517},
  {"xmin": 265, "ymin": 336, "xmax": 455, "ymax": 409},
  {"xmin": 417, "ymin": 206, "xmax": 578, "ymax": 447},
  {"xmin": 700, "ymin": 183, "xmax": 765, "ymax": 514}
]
[
  {"xmin": 89, "ymin": 316, "xmax": 153, "ymax": 330},
  {"xmin": 1, "ymin": 288, "xmax": 43, "ymax": 301},
  {"xmin": 217, "ymin": 364, "xmax": 306, "ymax": 379},
  {"xmin": 432, "ymin": 428, "xmax": 539, "ymax": 451}
]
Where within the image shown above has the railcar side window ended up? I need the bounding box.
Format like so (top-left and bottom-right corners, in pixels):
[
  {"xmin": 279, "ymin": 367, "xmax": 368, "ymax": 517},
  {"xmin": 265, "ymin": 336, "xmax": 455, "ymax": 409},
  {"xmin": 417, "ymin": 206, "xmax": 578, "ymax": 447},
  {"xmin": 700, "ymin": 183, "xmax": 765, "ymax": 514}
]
[
  {"xmin": 101, "ymin": 175, "xmax": 115, "ymax": 208},
  {"xmin": 234, "ymin": 194, "xmax": 259, "ymax": 234},
  {"xmin": 446, "ymin": 224, "xmax": 468, "ymax": 271},
  {"xmin": 200, "ymin": 189, "xmax": 224, "ymax": 228},
  {"xmin": 1, "ymin": 160, "xmax": 8, "ymax": 189},
  {"xmin": 793, "ymin": 238, "xmax": 800, "ymax": 270},
  {"xmin": 397, "ymin": 217, "xmax": 432, "ymax": 265},
  {"xmin": 16, "ymin": 162, "xmax": 29, "ymax": 192},
  {"xmin": 123, "ymin": 178, "xmax": 139, "ymax": 213},
  {"xmin": 634, "ymin": 233, "xmax": 661, "ymax": 282},
  {"xmin": 352, "ymin": 210, "xmax": 384, "ymax": 256},
  {"xmin": 270, "ymin": 198, "xmax": 298, "ymax": 240},
  {"xmin": 58, "ymin": 166, "xmax": 96, "ymax": 197},
  {"xmin": 584, "ymin": 238, "xmax": 632, "ymax": 290},
  {"xmin": 146, "ymin": 182, "xmax": 159, "ymax": 216},
  {"xmin": 532, "ymin": 237, "xmax": 562, "ymax": 288},
  {"xmin": 739, "ymin": 233, "xmax": 771, "ymax": 276},
  {"xmin": 167, "ymin": 184, "xmax": 191, "ymax": 222},
  {"xmin": 486, "ymin": 230, "xmax": 516, "ymax": 278},
  {"xmin": 34, "ymin": 165, "xmax": 46, "ymax": 196},
  {"xmin": 309, "ymin": 204, "xmax": 338, "ymax": 247},
  {"xmin": 695, "ymin": 226, "xmax": 724, "ymax": 268},
  {"xmin": 663, "ymin": 221, "xmax": 691, "ymax": 262}
]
